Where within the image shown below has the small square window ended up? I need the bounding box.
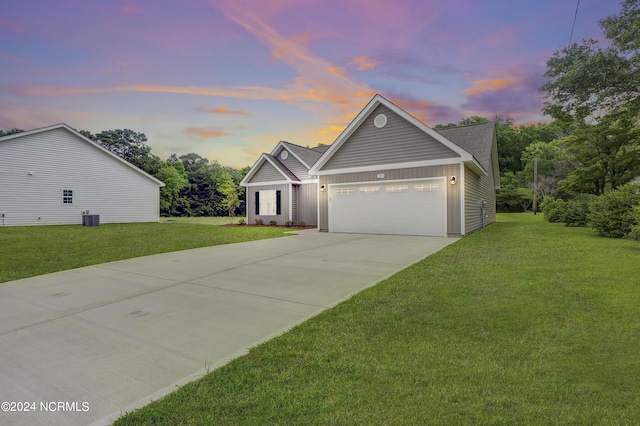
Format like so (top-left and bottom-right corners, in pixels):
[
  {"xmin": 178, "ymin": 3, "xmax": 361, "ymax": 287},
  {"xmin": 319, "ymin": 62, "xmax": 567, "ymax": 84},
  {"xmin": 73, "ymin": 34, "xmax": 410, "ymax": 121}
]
[{"xmin": 62, "ymin": 189, "xmax": 73, "ymax": 204}]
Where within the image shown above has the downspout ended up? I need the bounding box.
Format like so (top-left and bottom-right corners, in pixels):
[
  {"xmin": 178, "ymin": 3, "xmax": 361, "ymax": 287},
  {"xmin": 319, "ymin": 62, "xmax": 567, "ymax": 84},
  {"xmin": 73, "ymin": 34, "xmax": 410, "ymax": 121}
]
[{"xmin": 481, "ymin": 199, "xmax": 487, "ymax": 228}]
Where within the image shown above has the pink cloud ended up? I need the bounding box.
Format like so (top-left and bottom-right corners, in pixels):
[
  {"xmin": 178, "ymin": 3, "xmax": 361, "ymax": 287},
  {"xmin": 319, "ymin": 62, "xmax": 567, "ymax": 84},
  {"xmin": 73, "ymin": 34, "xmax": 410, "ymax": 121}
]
[
  {"xmin": 208, "ymin": 0, "xmax": 376, "ymax": 113},
  {"xmin": 184, "ymin": 127, "xmax": 229, "ymax": 138},
  {"xmin": 350, "ymin": 56, "xmax": 377, "ymax": 71},
  {"xmin": 121, "ymin": 0, "xmax": 142, "ymax": 16},
  {"xmin": 461, "ymin": 71, "xmax": 545, "ymax": 122},
  {"xmin": 465, "ymin": 79, "xmax": 518, "ymax": 97},
  {"xmin": 202, "ymin": 106, "xmax": 251, "ymax": 116}
]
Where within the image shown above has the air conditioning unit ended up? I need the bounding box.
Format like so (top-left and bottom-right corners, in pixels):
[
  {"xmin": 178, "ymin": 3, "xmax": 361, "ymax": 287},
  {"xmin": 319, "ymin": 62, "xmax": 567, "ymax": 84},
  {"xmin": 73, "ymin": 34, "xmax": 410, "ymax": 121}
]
[{"xmin": 82, "ymin": 214, "xmax": 100, "ymax": 226}]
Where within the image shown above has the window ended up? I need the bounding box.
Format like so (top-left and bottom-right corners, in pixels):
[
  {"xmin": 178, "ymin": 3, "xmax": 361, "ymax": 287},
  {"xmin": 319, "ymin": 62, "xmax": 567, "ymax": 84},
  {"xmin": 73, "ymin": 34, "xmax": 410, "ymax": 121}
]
[
  {"xmin": 414, "ymin": 183, "xmax": 440, "ymax": 192},
  {"xmin": 335, "ymin": 187, "xmax": 354, "ymax": 195},
  {"xmin": 255, "ymin": 190, "xmax": 281, "ymax": 215},
  {"xmin": 386, "ymin": 184, "xmax": 408, "ymax": 193},
  {"xmin": 359, "ymin": 186, "xmax": 380, "ymax": 194},
  {"xmin": 62, "ymin": 189, "xmax": 73, "ymax": 204}
]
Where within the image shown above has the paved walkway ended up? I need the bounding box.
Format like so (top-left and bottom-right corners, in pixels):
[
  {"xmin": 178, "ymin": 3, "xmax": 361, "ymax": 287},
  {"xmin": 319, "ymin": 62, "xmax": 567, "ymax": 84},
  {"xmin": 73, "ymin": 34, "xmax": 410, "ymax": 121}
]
[{"xmin": 0, "ymin": 230, "xmax": 457, "ymax": 426}]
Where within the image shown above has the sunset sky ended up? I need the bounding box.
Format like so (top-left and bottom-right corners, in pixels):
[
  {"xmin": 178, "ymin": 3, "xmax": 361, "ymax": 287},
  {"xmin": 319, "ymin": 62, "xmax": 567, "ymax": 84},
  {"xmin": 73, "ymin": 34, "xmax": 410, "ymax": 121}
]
[{"xmin": 1, "ymin": 0, "xmax": 621, "ymax": 168}]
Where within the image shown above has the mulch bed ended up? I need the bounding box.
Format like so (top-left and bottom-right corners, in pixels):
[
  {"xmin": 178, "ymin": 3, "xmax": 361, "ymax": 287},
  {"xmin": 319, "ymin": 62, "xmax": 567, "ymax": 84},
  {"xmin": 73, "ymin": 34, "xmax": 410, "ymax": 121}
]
[{"xmin": 222, "ymin": 224, "xmax": 316, "ymax": 229}]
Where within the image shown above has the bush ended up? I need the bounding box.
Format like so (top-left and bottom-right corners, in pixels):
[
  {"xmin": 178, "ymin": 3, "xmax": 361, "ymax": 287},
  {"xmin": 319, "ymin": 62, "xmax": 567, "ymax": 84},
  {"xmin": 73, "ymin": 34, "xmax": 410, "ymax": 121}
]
[
  {"xmin": 563, "ymin": 194, "xmax": 598, "ymax": 227},
  {"xmin": 255, "ymin": 218, "xmax": 264, "ymax": 225},
  {"xmin": 541, "ymin": 197, "xmax": 567, "ymax": 223},
  {"xmin": 238, "ymin": 218, "xmax": 246, "ymax": 225},
  {"xmin": 285, "ymin": 220, "xmax": 292, "ymax": 227},
  {"xmin": 299, "ymin": 221, "xmax": 307, "ymax": 228},
  {"xmin": 628, "ymin": 205, "xmax": 640, "ymax": 241},
  {"xmin": 269, "ymin": 220, "xmax": 277, "ymax": 226},
  {"xmin": 588, "ymin": 184, "xmax": 640, "ymax": 238}
]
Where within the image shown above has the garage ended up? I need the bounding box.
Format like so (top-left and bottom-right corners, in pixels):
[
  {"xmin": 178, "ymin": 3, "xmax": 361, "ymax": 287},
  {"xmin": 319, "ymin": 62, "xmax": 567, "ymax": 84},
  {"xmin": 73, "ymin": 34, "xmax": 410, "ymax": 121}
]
[{"xmin": 328, "ymin": 178, "xmax": 447, "ymax": 236}]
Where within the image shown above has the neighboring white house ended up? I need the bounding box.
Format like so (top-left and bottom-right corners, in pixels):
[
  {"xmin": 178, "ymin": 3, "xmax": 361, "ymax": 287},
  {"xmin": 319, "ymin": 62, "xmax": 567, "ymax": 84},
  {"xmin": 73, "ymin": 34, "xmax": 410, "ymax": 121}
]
[
  {"xmin": 0, "ymin": 123, "xmax": 165, "ymax": 227},
  {"xmin": 242, "ymin": 94, "xmax": 500, "ymax": 237}
]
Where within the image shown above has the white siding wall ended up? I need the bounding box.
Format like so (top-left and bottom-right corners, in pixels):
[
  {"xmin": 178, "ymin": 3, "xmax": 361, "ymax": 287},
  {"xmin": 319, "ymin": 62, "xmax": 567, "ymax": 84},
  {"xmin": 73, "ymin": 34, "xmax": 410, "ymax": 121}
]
[{"xmin": 0, "ymin": 128, "xmax": 161, "ymax": 226}]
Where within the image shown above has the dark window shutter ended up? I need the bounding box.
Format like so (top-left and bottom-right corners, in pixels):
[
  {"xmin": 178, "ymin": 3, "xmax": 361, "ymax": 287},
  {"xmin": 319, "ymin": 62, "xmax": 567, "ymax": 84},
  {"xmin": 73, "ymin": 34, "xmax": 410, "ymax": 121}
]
[
  {"xmin": 255, "ymin": 192, "xmax": 260, "ymax": 215},
  {"xmin": 276, "ymin": 190, "xmax": 281, "ymax": 215}
]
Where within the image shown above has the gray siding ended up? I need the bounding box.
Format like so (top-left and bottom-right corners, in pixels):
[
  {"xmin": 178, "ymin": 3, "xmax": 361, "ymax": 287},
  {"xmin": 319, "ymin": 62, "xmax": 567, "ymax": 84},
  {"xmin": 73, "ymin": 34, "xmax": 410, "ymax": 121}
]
[
  {"xmin": 246, "ymin": 184, "xmax": 290, "ymax": 225},
  {"xmin": 292, "ymin": 185, "xmax": 298, "ymax": 223},
  {"xmin": 464, "ymin": 165, "xmax": 496, "ymax": 233},
  {"xmin": 250, "ymin": 161, "xmax": 285, "ymax": 183},
  {"xmin": 322, "ymin": 104, "xmax": 459, "ymax": 170},
  {"xmin": 274, "ymin": 148, "xmax": 311, "ymax": 180},
  {"xmin": 318, "ymin": 164, "xmax": 461, "ymax": 234},
  {"xmin": 0, "ymin": 128, "xmax": 161, "ymax": 226},
  {"xmin": 297, "ymin": 182, "xmax": 318, "ymax": 225}
]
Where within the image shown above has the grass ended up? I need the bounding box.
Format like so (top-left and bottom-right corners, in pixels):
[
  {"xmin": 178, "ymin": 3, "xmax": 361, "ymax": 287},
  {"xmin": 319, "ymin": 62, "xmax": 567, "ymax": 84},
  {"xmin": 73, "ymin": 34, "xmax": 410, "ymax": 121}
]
[
  {"xmin": 115, "ymin": 213, "xmax": 640, "ymax": 425},
  {"xmin": 0, "ymin": 219, "xmax": 290, "ymax": 283}
]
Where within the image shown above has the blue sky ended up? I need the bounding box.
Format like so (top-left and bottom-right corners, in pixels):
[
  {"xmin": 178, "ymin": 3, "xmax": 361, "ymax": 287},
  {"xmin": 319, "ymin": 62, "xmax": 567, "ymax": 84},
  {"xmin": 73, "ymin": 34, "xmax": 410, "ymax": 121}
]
[{"xmin": 0, "ymin": 0, "xmax": 622, "ymax": 168}]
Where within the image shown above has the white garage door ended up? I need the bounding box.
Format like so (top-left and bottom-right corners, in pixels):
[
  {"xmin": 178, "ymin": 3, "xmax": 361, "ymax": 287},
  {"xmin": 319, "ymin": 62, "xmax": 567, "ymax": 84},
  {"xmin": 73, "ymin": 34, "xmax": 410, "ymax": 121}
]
[{"xmin": 329, "ymin": 178, "xmax": 447, "ymax": 237}]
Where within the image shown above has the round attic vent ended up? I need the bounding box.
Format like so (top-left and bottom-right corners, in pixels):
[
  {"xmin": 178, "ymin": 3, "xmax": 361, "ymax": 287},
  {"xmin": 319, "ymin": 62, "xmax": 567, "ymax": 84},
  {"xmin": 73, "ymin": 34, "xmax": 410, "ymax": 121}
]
[
  {"xmin": 280, "ymin": 150, "xmax": 289, "ymax": 160},
  {"xmin": 374, "ymin": 113, "xmax": 387, "ymax": 128}
]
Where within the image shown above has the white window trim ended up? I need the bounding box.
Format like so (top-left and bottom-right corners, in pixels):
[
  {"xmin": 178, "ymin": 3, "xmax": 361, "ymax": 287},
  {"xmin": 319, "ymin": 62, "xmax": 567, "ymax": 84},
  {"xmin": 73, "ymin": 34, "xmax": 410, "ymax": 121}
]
[
  {"xmin": 62, "ymin": 189, "xmax": 73, "ymax": 205},
  {"xmin": 258, "ymin": 190, "xmax": 277, "ymax": 215}
]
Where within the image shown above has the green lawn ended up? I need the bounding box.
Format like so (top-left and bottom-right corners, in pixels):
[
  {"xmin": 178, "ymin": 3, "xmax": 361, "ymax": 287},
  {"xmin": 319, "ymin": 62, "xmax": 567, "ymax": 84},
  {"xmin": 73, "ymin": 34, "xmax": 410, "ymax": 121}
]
[
  {"xmin": 0, "ymin": 220, "xmax": 289, "ymax": 283},
  {"xmin": 115, "ymin": 213, "xmax": 640, "ymax": 425}
]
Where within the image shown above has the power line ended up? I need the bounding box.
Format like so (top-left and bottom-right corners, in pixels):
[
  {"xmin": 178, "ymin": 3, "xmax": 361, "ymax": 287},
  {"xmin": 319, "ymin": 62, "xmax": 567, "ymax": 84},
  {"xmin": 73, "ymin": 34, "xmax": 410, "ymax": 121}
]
[{"xmin": 568, "ymin": 0, "xmax": 580, "ymax": 48}]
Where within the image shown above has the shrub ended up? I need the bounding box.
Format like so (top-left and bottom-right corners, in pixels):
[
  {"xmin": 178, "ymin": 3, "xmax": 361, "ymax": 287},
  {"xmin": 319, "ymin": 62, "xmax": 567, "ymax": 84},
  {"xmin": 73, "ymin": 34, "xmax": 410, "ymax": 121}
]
[
  {"xmin": 255, "ymin": 218, "xmax": 264, "ymax": 225},
  {"xmin": 541, "ymin": 197, "xmax": 567, "ymax": 223},
  {"xmin": 285, "ymin": 220, "xmax": 292, "ymax": 227},
  {"xmin": 628, "ymin": 205, "xmax": 640, "ymax": 241},
  {"xmin": 269, "ymin": 220, "xmax": 277, "ymax": 226},
  {"xmin": 563, "ymin": 194, "xmax": 598, "ymax": 227},
  {"xmin": 238, "ymin": 218, "xmax": 246, "ymax": 225},
  {"xmin": 299, "ymin": 221, "xmax": 307, "ymax": 228},
  {"xmin": 588, "ymin": 184, "xmax": 640, "ymax": 238}
]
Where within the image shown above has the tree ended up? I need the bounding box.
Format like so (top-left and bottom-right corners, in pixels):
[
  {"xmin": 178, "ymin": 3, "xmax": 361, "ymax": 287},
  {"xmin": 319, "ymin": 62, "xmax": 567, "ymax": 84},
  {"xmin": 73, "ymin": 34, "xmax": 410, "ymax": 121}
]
[
  {"xmin": 601, "ymin": 0, "xmax": 640, "ymax": 73},
  {"xmin": 556, "ymin": 107, "xmax": 640, "ymax": 194},
  {"xmin": 541, "ymin": 0, "xmax": 640, "ymax": 121},
  {"xmin": 541, "ymin": 40, "xmax": 636, "ymax": 123},
  {"xmin": 156, "ymin": 161, "xmax": 189, "ymax": 216},
  {"xmin": 458, "ymin": 116, "xmax": 489, "ymax": 126},
  {"xmin": 496, "ymin": 172, "xmax": 533, "ymax": 212},
  {"xmin": 0, "ymin": 128, "xmax": 24, "ymax": 137},
  {"xmin": 540, "ymin": 1, "xmax": 640, "ymax": 194},
  {"xmin": 217, "ymin": 172, "xmax": 244, "ymax": 223},
  {"xmin": 94, "ymin": 129, "xmax": 162, "ymax": 174}
]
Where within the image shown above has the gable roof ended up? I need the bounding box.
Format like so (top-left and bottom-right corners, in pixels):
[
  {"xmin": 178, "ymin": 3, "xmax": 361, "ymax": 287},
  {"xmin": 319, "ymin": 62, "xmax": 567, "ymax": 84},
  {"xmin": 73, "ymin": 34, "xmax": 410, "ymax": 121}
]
[
  {"xmin": 0, "ymin": 123, "xmax": 164, "ymax": 186},
  {"xmin": 435, "ymin": 122, "xmax": 495, "ymax": 172},
  {"xmin": 242, "ymin": 140, "xmax": 327, "ymax": 185},
  {"xmin": 311, "ymin": 145, "xmax": 331, "ymax": 153},
  {"xmin": 309, "ymin": 94, "xmax": 486, "ymax": 176},
  {"xmin": 240, "ymin": 152, "xmax": 301, "ymax": 185},
  {"xmin": 273, "ymin": 141, "xmax": 324, "ymax": 170}
]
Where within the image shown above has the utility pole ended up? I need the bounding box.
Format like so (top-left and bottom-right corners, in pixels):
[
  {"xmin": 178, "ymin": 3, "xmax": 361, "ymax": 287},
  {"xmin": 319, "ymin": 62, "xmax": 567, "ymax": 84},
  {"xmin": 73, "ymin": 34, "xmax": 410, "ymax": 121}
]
[{"xmin": 533, "ymin": 158, "xmax": 538, "ymax": 215}]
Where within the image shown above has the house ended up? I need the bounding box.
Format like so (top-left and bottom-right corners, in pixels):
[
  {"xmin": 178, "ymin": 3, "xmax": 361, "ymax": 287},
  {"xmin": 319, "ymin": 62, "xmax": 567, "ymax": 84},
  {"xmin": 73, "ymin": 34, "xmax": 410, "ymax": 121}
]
[
  {"xmin": 241, "ymin": 94, "xmax": 500, "ymax": 237},
  {"xmin": 240, "ymin": 141, "xmax": 328, "ymax": 226},
  {"xmin": 0, "ymin": 123, "xmax": 165, "ymax": 227}
]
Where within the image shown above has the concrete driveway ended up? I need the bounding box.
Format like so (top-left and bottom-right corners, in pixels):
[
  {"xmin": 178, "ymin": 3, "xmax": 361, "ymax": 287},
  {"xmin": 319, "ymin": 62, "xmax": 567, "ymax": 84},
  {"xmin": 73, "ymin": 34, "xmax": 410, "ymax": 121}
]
[{"xmin": 0, "ymin": 230, "xmax": 457, "ymax": 426}]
